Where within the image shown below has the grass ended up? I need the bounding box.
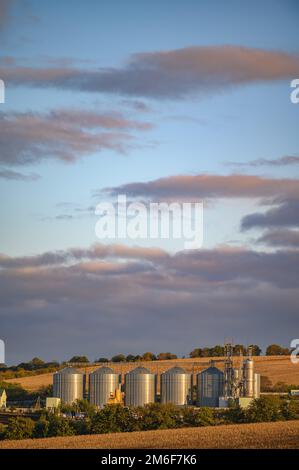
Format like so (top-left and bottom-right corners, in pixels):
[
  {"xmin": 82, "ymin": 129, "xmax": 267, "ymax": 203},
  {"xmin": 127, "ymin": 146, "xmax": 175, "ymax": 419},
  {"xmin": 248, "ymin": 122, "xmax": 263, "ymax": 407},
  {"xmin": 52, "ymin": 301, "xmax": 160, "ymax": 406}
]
[
  {"xmin": 0, "ymin": 420, "xmax": 298, "ymax": 449},
  {"xmin": 4, "ymin": 356, "xmax": 299, "ymax": 392}
]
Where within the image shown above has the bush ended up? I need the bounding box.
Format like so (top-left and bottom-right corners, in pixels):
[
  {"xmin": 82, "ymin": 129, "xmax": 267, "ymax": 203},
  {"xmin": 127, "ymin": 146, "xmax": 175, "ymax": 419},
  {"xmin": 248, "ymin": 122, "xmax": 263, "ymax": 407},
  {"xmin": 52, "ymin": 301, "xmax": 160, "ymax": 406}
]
[
  {"xmin": 246, "ymin": 396, "xmax": 281, "ymax": 422},
  {"xmin": 90, "ymin": 405, "xmax": 138, "ymax": 434},
  {"xmin": 181, "ymin": 407, "xmax": 216, "ymax": 427},
  {"xmin": 5, "ymin": 417, "xmax": 35, "ymax": 440},
  {"xmin": 139, "ymin": 403, "xmax": 181, "ymax": 430},
  {"xmin": 46, "ymin": 415, "xmax": 75, "ymax": 437}
]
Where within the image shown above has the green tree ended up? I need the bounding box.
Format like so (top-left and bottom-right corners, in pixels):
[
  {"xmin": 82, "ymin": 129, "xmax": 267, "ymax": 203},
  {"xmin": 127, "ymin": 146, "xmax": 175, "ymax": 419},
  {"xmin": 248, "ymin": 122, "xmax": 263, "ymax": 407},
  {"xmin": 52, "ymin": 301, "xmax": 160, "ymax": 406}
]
[
  {"xmin": 90, "ymin": 405, "xmax": 137, "ymax": 433},
  {"xmin": 47, "ymin": 415, "xmax": 75, "ymax": 437},
  {"xmin": 181, "ymin": 407, "xmax": 215, "ymax": 426},
  {"xmin": 111, "ymin": 354, "xmax": 126, "ymax": 363},
  {"xmin": 246, "ymin": 396, "xmax": 281, "ymax": 422},
  {"xmin": 142, "ymin": 352, "xmax": 156, "ymax": 361},
  {"xmin": 97, "ymin": 357, "xmax": 109, "ymax": 363},
  {"xmin": 69, "ymin": 356, "xmax": 89, "ymax": 363},
  {"xmin": 5, "ymin": 417, "xmax": 35, "ymax": 440},
  {"xmin": 157, "ymin": 352, "xmax": 177, "ymax": 360},
  {"xmin": 139, "ymin": 403, "xmax": 181, "ymax": 430},
  {"xmin": 126, "ymin": 354, "xmax": 136, "ymax": 362},
  {"xmin": 33, "ymin": 417, "xmax": 49, "ymax": 438},
  {"xmin": 248, "ymin": 344, "xmax": 262, "ymax": 356},
  {"xmin": 189, "ymin": 348, "xmax": 203, "ymax": 358},
  {"xmin": 266, "ymin": 344, "xmax": 289, "ymax": 356}
]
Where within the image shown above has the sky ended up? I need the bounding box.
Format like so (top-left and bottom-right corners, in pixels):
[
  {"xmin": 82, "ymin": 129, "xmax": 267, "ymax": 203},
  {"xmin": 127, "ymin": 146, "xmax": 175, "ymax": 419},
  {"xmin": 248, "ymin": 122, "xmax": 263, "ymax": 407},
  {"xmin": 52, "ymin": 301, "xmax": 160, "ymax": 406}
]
[{"xmin": 0, "ymin": 0, "xmax": 298, "ymax": 365}]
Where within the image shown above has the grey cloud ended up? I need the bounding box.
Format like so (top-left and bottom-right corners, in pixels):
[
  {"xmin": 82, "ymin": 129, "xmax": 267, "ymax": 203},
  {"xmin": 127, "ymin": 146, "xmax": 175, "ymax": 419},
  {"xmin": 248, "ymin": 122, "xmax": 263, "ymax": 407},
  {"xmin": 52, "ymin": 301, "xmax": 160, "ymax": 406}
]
[
  {"xmin": 241, "ymin": 199, "xmax": 299, "ymax": 231},
  {"xmin": 1, "ymin": 46, "xmax": 299, "ymax": 99},
  {"xmin": 0, "ymin": 109, "xmax": 152, "ymax": 166},
  {"xmin": 102, "ymin": 174, "xmax": 299, "ymax": 202},
  {"xmin": 0, "ymin": 168, "xmax": 40, "ymax": 180},
  {"xmin": 0, "ymin": 243, "xmax": 298, "ymax": 363},
  {"xmin": 257, "ymin": 229, "xmax": 299, "ymax": 248},
  {"xmin": 227, "ymin": 155, "xmax": 299, "ymax": 168}
]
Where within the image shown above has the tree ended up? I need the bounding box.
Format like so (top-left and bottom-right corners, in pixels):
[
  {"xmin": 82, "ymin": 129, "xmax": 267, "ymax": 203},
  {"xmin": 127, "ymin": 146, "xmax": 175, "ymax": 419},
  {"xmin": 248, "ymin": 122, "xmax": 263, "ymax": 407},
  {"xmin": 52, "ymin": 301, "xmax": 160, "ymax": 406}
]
[
  {"xmin": 157, "ymin": 352, "xmax": 177, "ymax": 360},
  {"xmin": 97, "ymin": 357, "xmax": 109, "ymax": 363},
  {"xmin": 189, "ymin": 348, "xmax": 202, "ymax": 358},
  {"xmin": 126, "ymin": 354, "xmax": 136, "ymax": 362},
  {"xmin": 248, "ymin": 344, "xmax": 262, "ymax": 356},
  {"xmin": 5, "ymin": 417, "xmax": 35, "ymax": 440},
  {"xmin": 47, "ymin": 415, "xmax": 75, "ymax": 437},
  {"xmin": 210, "ymin": 345, "xmax": 224, "ymax": 357},
  {"xmin": 30, "ymin": 357, "xmax": 45, "ymax": 367},
  {"xmin": 140, "ymin": 403, "xmax": 181, "ymax": 430},
  {"xmin": 111, "ymin": 354, "xmax": 126, "ymax": 363},
  {"xmin": 90, "ymin": 405, "xmax": 138, "ymax": 434},
  {"xmin": 69, "ymin": 356, "xmax": 89, "ymax": 363},
  {"xmin": 142, "ymin": 352, "xmax": 156, "ymax": 361},
  {"xmin": 246, "ymin": 396, "xmax": 281, "ymax": 422},
  {"xmin": 266, "ymin": 344, "xmax": 289, "ymax": 356}
]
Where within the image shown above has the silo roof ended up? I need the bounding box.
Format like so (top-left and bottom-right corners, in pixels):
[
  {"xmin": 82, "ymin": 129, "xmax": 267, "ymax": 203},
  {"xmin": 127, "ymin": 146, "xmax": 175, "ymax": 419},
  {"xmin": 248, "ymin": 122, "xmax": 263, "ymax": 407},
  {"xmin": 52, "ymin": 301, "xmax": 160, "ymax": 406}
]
[
  {"xmin": 201, "ymin": 366, "xmax": 223, "ymax": 374},
  {"xmin": 58, "ymin": 366, "xmax": 84, "ymax": 374},
  {"xmin": 165, "ymin": 366, "xmax": 186, "ymax": 374},
  {"xmin": 92, "ymin": 366, "xmax": 115, "ymax": 374},
  {"xmin": 129, "ymin": 366, "xmax": 151, "ymax": 374}
]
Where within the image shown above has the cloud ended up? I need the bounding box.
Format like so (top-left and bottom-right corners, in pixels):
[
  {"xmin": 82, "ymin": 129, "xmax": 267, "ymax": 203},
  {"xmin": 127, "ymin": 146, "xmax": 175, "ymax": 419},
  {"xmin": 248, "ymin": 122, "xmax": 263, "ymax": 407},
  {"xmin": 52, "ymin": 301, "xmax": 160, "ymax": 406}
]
[
  {"xmin": 1, "ymin": 243, "xmax": 298, "ymax": 363},
  {"xmin": 1, "ymin": 45, "xmax": 299, "ymax": 99},
  {"xmin": 227, "ymin": 155, "xmax": 299, "ymax": 167},
  {"xmin": 102, "ymin": 173, "xmax": 299, "ymax": 202},
  {"xmin": 0, "ymin": 168, "xmax": 40, "ymax": 180},
  {"xmin": 257, "ymin": 229, "xmax": 299, "ymax": 248},
  {"xmin": 0, "ymin": 109, "xmax": 152, "ymax": 166},
  {"xmin": 241, "ymin": 199, "xmax": 299, "ymax": 230}
]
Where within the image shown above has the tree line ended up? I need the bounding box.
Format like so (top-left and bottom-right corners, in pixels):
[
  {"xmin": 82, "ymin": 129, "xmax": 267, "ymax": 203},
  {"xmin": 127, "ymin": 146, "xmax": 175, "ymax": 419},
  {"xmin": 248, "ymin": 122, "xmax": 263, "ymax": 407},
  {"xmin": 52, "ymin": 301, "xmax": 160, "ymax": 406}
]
[
  {"xmin": 1, "ymin": 396, "xmax": 298, "ymax": 441},
  {"xmin": 0, "ymin": 344, "xmax": 291, "ymax": 380}
]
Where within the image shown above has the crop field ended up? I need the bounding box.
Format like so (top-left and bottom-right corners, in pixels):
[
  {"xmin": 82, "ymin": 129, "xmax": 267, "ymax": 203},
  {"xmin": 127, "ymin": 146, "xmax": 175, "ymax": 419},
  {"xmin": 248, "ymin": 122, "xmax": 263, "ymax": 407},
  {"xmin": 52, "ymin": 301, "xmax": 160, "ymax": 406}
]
[
  {"xmin": 4, "ymin": 356, "xmax": 299, "ymax": 392},
  {"xmin": 0, "ymin": 421, "xmax": 298, "ymax": 449}
]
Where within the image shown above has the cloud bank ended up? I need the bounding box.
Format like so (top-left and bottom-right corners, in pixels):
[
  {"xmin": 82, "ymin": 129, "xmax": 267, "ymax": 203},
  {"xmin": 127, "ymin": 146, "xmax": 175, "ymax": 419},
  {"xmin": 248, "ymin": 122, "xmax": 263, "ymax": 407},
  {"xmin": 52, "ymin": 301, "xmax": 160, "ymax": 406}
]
[
  {"xmin": 0, "ymin": 109, "xmax": 152, "ymax": 166},
  {"xmin": 1, "ymin": 45, "xmax": 299, "ymax": 99}
]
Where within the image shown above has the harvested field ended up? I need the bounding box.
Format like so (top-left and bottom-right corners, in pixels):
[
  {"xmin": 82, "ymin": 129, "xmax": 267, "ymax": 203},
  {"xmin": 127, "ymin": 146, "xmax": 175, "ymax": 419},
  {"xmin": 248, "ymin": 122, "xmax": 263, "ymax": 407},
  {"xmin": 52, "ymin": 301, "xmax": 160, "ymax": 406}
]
[
  {"xmin": 0, "ymin": 421, "xmax": 298, "ymax": 449},
  {"xmin": 4, "ymin": 356, "xmax": 299, "ymax": 392}
]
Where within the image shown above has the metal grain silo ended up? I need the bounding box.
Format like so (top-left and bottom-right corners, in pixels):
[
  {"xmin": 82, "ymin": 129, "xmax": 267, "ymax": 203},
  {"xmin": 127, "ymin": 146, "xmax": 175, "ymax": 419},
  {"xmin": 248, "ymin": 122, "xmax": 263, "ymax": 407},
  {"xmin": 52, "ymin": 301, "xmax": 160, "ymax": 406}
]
[
  {"xmin": 196, "ymin": 366, "xmax": 224, "ymax": 407},
  {"xmin": 89, "ymin": 367, "xmax": 120, "ymax": 408},
  {"xmin": 53, "ymin": 367, "xmax": 85, "ymax": 404},
  {"xmin": 244, "ymin": 358, "xmax": 254, "ymax": 398},
  {"xmin": 124, "ymin": 367, "xmax": 156, "ymax": 407},
  {"xmin": 161, "ymin": 367, "xmax": 192, "ymax": 406}
]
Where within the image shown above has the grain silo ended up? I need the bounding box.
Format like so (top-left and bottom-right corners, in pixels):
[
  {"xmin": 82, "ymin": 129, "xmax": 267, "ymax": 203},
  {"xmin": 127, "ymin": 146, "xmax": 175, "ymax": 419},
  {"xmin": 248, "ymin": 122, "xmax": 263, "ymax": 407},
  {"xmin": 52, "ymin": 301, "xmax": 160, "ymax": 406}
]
[
  {"xmin": 53, "ymin": 367, "xmax": 85, "ymax": 404},
  {"xmin": 197, "ymin": 366, "xmax": 224, "ymax": 407},
  {"xmin": 124, "ymin": 367, "xmax": 156, "ymax": 407},
  {"xmin": 161, "ymin": 367, "xmax": 192, "ymax": 406},
  {"xmin": 89, "ymin": 367, "xmax": 120, "ymax": 408}
]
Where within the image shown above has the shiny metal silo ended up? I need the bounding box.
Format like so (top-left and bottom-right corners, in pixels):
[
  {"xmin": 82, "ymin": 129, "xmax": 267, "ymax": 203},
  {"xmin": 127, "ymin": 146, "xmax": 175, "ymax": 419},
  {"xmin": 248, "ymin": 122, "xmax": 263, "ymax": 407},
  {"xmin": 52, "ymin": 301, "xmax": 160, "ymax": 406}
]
[
  {"xmin": 253, "ymin": 373, "xmax": 260, "ymax": 398},
  {"xmin": 53, "ymin": 367, "xmax": 85, "ymax": 404},
  {"xmin": 244, "ymin": 358, "xmax": 254, "ymax": 397},
  {"xmin": 124, "ymin": 367, "xmax": 156, "ymax": 407},
  {"xmin": 196, "ymin": 366, "xmax": 224, "ymax": 407},
  {"xmin": 89, "ymin": 367, "xmax": 120, "ymax": 408},
  {"xmin": 161, "ymin": 367, "xmax": 192, "ymax": 406}
]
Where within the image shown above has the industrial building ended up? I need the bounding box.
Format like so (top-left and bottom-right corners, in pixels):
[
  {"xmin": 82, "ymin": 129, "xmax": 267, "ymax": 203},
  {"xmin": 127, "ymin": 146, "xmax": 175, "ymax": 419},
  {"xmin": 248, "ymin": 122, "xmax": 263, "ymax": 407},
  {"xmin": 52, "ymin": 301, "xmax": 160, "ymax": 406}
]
[{"xmin": 51, "ymin": 346, "xmax": 260, "ymax": 408}]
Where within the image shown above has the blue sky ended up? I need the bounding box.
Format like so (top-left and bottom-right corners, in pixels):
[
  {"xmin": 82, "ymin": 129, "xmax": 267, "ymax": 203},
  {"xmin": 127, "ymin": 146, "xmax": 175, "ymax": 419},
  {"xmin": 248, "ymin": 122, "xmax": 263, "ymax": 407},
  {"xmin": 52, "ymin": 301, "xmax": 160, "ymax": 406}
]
[{"xmin": 0, "ymin": 0, "xmax": 299, "ymax": 363}]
